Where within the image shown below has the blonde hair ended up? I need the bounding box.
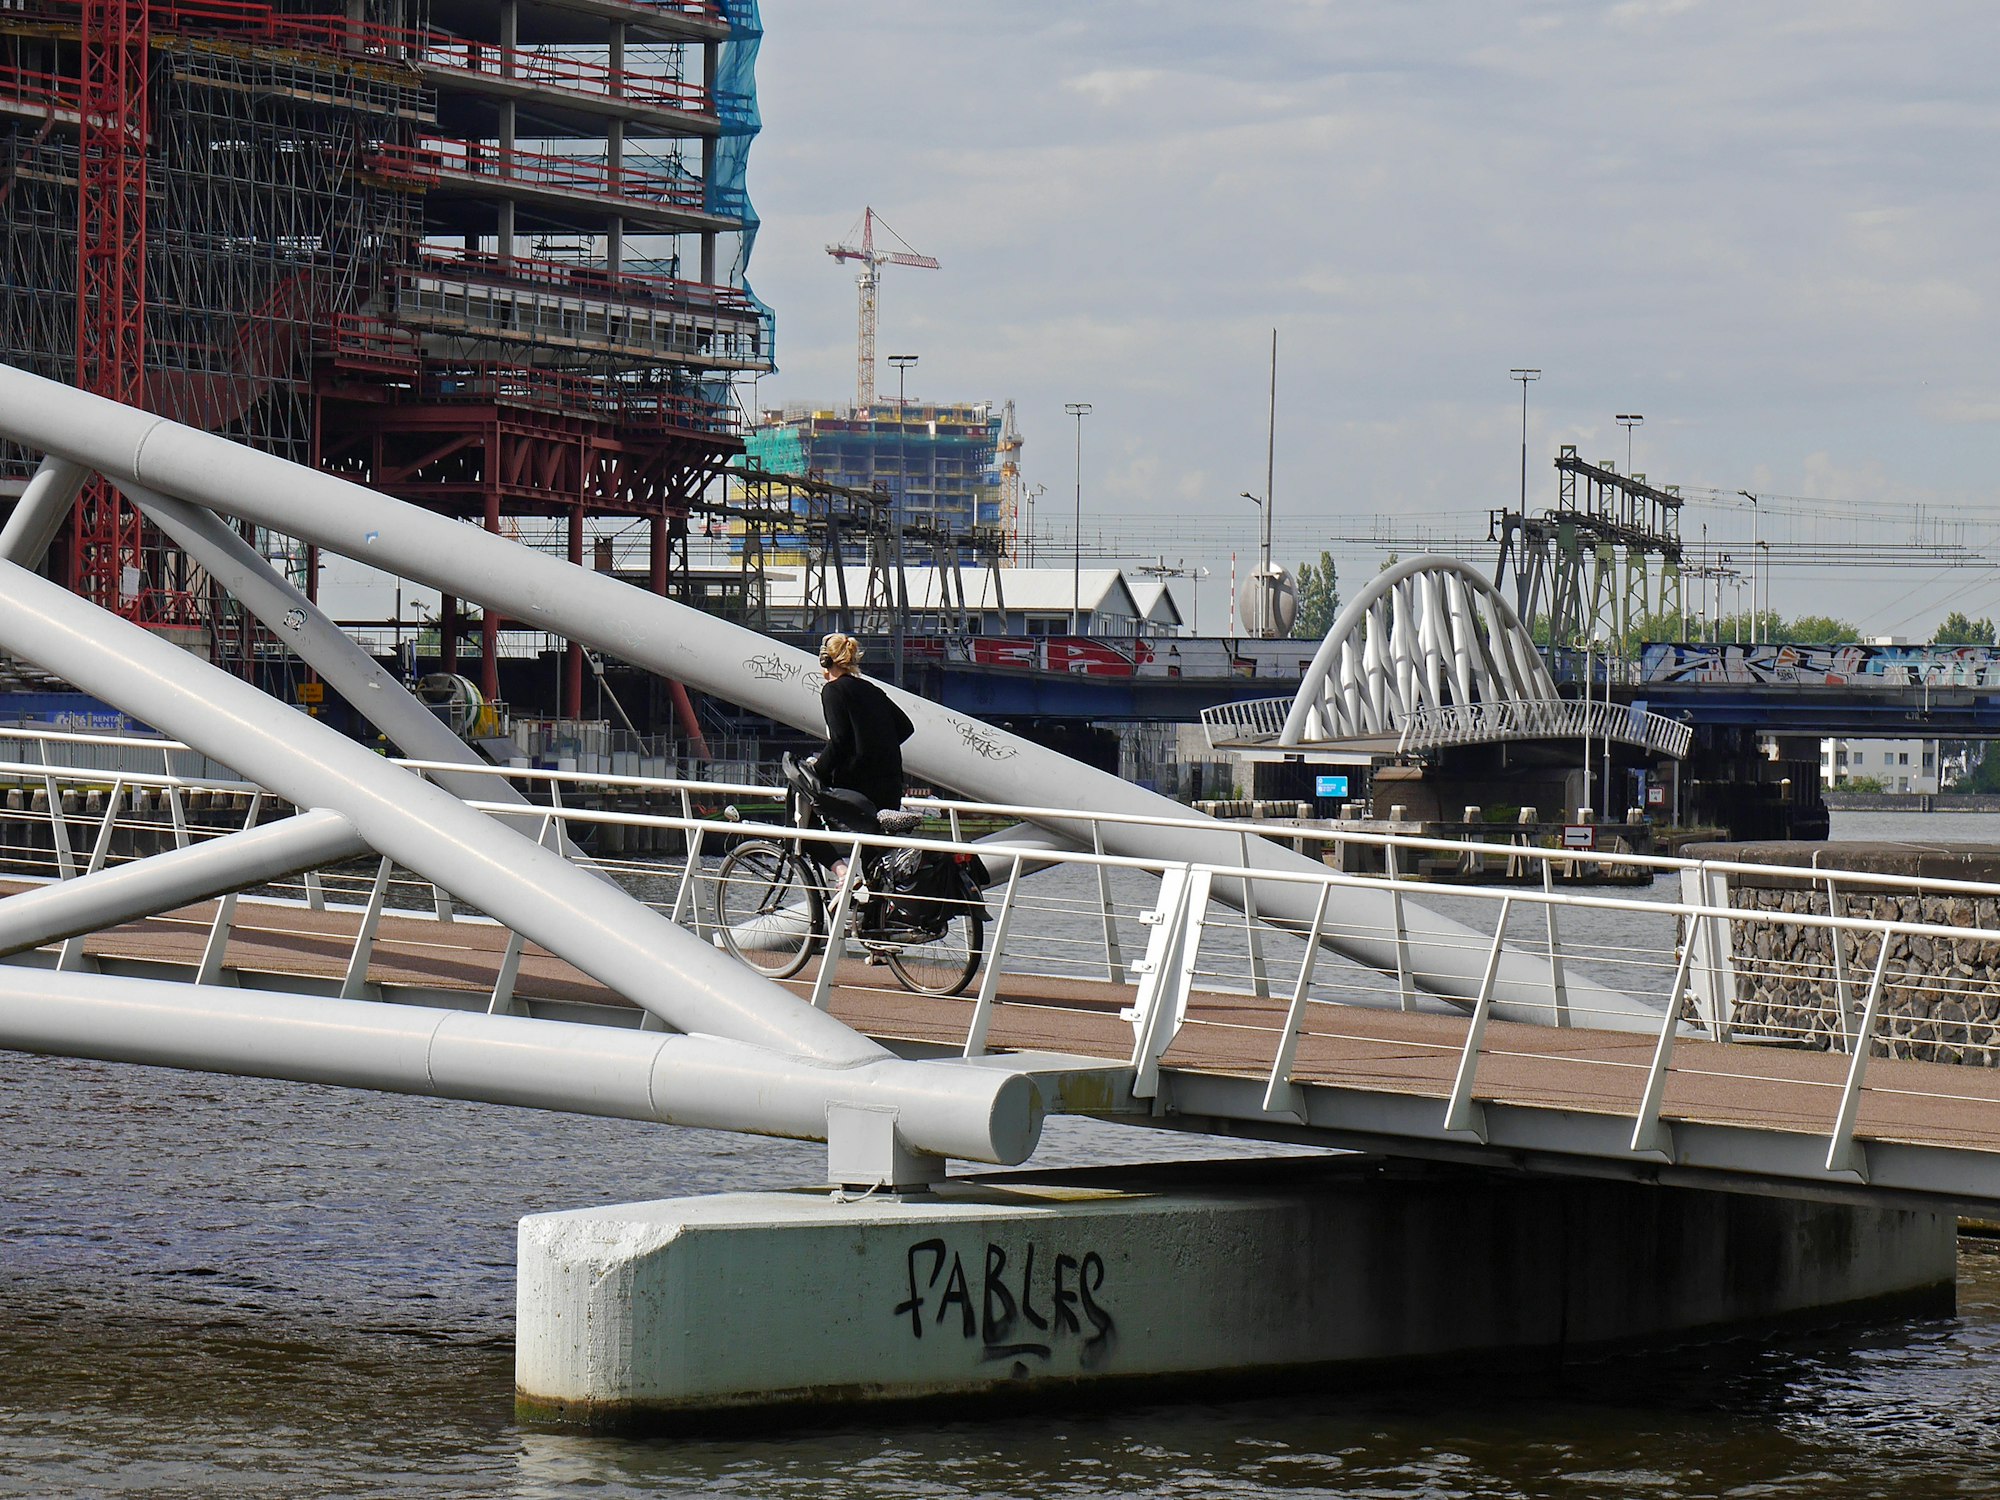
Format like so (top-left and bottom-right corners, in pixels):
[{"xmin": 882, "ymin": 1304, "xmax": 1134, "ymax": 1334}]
[{"xmin": 817, "ymin": 633, "xmax": 861, "ymax": 673}]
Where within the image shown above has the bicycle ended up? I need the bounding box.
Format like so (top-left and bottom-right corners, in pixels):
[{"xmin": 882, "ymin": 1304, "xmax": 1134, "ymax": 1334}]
[{"xmin": 711, "ymin": 754, "xmax": 987, "ymax": 996}]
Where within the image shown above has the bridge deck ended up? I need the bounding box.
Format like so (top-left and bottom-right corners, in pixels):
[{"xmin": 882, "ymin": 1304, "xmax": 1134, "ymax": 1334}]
[{"xmin": 38, "ymin": 889, "xmax": 2000, "ymax": 1163}]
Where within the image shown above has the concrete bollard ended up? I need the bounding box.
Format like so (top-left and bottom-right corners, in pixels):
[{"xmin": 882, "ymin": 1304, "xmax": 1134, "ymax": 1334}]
[{"xmin": 1508, "ymin": 806, "xmax": 1538, "ymax": 878}]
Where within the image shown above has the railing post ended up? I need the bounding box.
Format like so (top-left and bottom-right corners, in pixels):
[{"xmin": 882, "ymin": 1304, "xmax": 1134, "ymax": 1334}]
[
  {"xmin": 1541, "ymin": 858, "xmax": 1570, "ymax": 1027},
  {"xmin": 81, "ymin": 778, "xmax": 125, "ymax": 876},
  {"xmin": 1094, "ymin": 820, "xmax": 1126, "ymax": 984},
  {"xmin": 549, "ymin": 778, "xmax": 569, "ymax": 860},
  {"xmin": 56, "ymin": 779, "xmax": 125, "ymax": 972},
  {"xmin": 1824, "ymin": 874, "xmax": 1854, "ymax": 1049},
  {"xmin": 1127, "ymin": 866, "xmax": 1207, "ymax": 1101},
  {"xmin": 1387, "ymin": 841, "xmax": 1415, "ymax": 1010},
  {"xmin": 963, "ymin": 853, "xmax": 1025, "ymax": 1059},
  {"xmin": 340, "ymin": 856, "xmax": 396, "ymax": 1000},
  {"xmin": 488, "ymin": 929, "xmax": 528, "ymax": 1017},
  {"xmin": 1630, "ymin": 913, "xmax": 1701, "ymax": 1156},
  {"xmin": 808, "ymin": 835, "xmax": 866, "ymax": 1011},
  {"xmin": 1237, "ymin": 830, "xmax": 1269, "ymax": 1000},
  {"xmin": 1263, "ymin": 881, "xmax": 1333, "ymax": 1119},
  {"xmin": 1826, "ymin": 929, "xmax": 1895, "ymax": 1179},
  {"xmin": 1705, "ymin": 864, "xmax": 1734, "ymax": 1043},
  {"xmin": 166, "ymin": 785, "xmax": 190, "ymax": 849},
  {"xmin": 195, "ymin": 792, "xmax": 262, "ymax": 987},
  {"xmin": 1443, "ymin": 896, "xmax": 1513, "ymax": 1140},
  {"xmin": 40, "ymin": 741, "xmax": 74, "ymax": 880},
  {"xmin": 669, "ymin": 825, "xmax": 706, "ymax": 930}
]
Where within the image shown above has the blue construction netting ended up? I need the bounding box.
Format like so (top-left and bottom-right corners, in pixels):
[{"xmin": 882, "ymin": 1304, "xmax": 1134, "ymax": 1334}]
[{"xmin": 711, "ymin": 0, "xmax": 775, "ymax": 375}]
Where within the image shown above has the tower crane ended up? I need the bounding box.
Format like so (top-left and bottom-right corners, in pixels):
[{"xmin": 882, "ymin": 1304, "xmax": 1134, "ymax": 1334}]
[
  {"xmin": 826, "ymin": 208, "xmax": 938, "ymax": 410},
  {"xmin": 996, "ymin": 399, "xmax": 1023, "ymax": 563}
]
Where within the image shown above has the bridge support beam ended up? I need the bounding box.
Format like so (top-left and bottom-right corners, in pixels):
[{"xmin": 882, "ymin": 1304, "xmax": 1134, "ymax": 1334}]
[
  {"xmin": 516, "ymin": 1156, "xmax": 1954, "ymax": 1428},
  {"xmin": 0, "ymin": 965, "xmax": 1043, "ymax": 1172}
]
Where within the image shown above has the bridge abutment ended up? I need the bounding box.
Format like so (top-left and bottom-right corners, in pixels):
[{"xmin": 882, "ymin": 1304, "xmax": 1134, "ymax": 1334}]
[{"xmin": 515, "ymin": 1156, "xmax": 1953, "ymax": 1428}]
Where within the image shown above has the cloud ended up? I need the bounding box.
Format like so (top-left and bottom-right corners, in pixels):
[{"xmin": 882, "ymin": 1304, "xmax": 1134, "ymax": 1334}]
[{"xmin": 746, "ymin": 0, "xmax": 2000, "ymax": 635}]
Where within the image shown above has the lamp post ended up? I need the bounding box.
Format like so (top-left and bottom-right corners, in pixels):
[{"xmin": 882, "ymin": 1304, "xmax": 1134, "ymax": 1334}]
[
  {"xmin": 1239, "ymin": 489, "xmax": 1268, "ymax": 635},
  {"xmin": 1510, "ymin": 369, "xmax": 1540, "ymax": 512},
  {"xmin": 1738, "ymin": 490, "xmax": 1761, "ymax": 644},
  {"xmin": 887, "ymin": 354, "xmax": 917, "ymax": 687},
  {"xmin": 1615, "ymin": 413, "xmax": 1643, "ymax": 474},
  {"xmin": 1066, "ymin": 401, "xmax": 1091, "ymax": 635}
]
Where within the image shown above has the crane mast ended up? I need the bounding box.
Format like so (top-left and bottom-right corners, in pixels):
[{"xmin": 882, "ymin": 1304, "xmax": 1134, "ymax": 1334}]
[{"xmin": 825, "ymin": 208, "xmax": 939, "ymax": 409}]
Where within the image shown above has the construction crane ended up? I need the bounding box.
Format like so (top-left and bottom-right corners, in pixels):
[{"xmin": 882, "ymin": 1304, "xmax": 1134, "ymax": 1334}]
[
  {"xmin": 996, "ymin": 399, "xmax": 1023, "ymax": 563},
  {"xmin": 825, "ymin": 207, "xmax": 938, "ymax": 410}
]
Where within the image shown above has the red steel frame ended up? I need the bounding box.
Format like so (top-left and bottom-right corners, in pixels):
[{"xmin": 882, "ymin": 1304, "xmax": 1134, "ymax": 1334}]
[{"xmin": 72, "ymin": 0, "xmax": 150, "ymax": 618}]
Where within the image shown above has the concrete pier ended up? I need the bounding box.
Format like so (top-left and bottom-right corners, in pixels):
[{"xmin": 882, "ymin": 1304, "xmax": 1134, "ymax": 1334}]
[{"xmin": 516, "ymin": 1157, "xmax": 1955, "ymax": 1427}]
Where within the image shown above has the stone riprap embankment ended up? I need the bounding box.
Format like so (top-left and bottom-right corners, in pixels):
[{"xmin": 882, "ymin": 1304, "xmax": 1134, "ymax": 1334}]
[{"xmin": 1682, "ymin": 841, "xmax": 2000, "ymax": 1066}]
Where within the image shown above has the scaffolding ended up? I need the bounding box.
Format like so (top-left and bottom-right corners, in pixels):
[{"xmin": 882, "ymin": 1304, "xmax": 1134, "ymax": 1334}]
[{"xmin": 0, "ymin": 0, "xmax": 771, "ymax": 712}]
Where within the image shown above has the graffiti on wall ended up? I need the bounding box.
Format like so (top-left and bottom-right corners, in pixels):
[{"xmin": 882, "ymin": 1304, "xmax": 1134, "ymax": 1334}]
[
  {"xmin": 1640, "ymin": 642, "xmax": 2000, "ymax": 688},
  {"xmin": 894, "ymin": 1236, "xmax": 1116, "ymax": 1370}
]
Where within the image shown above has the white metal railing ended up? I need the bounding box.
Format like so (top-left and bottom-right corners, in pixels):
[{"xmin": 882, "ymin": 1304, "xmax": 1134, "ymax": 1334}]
[
  {"xmin": 1397, "ymin": 697, "xmax": 1693, "ymax": 758},
  {"xmin": 1199, "ymin": 696, "xmax": 1292, "ymax": 748},
  {"xmin": 1200, "ymin": 693, "xmax": 1692, "ymax": 759},
  {"xmin": 11, "ymin": 727, "xmax": 2000, "ymax": 1183}
]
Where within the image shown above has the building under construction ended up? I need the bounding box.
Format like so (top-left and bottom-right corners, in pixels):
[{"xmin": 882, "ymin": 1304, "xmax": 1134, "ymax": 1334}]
[
  {"xmin": 745, "ymin": 400, "xmax": 1006, "ymax": 539},
  {"xmin": 0, "ymin": 0, "xmax": 770, "ymax": 717}
]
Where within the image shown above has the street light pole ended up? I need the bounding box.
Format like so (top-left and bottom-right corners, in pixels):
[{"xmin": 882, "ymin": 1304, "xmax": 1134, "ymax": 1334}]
[
  {"xmin": 1066, "ymin": 401, "xmax": 1091, "ymax": 635},
  {"xmin": 1238, "ymin": 489, "xmax": 1265, "ymax": 634},
  {"xmin": 1739, "ymin": 490, "xmax": 1760, "ymax": 644},
  {"xmin": 1510, "ymin": 369, "xmax": 1540, "ymax": 513},
  {"xmin": 1615, "ymin": 413, "xmax": 1643, "ymax": 475},
  {"xmin": 887, "ymin": 353, "xmax": 918, "ymax": 687}
]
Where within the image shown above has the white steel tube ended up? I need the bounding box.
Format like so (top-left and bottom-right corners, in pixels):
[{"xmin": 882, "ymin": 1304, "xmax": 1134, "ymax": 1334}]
[
  {"xmin": 119, "ymin": 481, "xmax": 532, "ymax": 812},
  {"xmin": 0, "ymin": 965, "xmax": 1041, "ymax": 1164},
  {"xmin": 0, "ymin": 555, "xmax": 886, "ymax": 1067},
  {"xmin": 0, "ymin": 367, "xmax": 1651, "ymax": 1029},
  {"xmin": 0, "ymin": 807, "xmax": 364, "ymax": 957},
  {"xmin": 0, "ymin": 454, "xmax": 88, "ymax": 565}
]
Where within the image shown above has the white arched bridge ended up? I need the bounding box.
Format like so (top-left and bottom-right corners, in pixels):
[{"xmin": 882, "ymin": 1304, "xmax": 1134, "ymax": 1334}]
[{"xmin": 1201, "ymin": 556, "xmax": 1693, "ymax": 759}]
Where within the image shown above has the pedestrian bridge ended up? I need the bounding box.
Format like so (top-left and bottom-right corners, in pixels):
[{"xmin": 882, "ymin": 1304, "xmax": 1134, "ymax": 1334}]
[
  {"xmin": 0, "ymin": 361, "xmax": 1981, "ymax": 1216},
  {"xmin": 3, "ymin": 723, "xmax": 1998, "ymax": 1216},
  {"xmin": 1201, "ymin": 556, "xmax": 1692, "ymax": 759}
]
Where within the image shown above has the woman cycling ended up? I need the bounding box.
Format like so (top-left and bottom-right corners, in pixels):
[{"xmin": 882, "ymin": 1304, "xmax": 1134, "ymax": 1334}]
[{"xmin": 810, "ymin": 632, "xmax": 914, "ymax": 816}]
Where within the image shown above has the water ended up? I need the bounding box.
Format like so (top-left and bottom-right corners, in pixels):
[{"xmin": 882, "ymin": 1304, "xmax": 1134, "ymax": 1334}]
[{"xmin": 8, "ymin": 809, "xmax": 2000, "ymax": 1496}]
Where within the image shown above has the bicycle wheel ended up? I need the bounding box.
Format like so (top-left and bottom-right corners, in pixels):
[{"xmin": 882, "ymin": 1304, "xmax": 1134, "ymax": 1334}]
[
  {"xmin": 713, "ymin": 840, "xmax": 823, "ymax": 979},
  {"xmin": 881, "ymin": 902, "xmax": 984, "ymax": 997}
]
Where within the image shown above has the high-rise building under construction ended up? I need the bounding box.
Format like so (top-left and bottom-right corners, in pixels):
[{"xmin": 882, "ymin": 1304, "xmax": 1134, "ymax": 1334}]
[
  {"xmin": 746, "ymin": 403, "xmax": 1004, "ymax": 540},
  {"xmin": 0, "ymin": 0, "xmax": 770, "ymax": 713}
]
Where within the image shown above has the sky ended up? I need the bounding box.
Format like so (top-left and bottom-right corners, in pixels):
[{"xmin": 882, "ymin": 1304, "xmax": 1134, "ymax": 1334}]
[{"xmin": 742, "ymin": 0, "xmax": 2000, "ymax": 641}]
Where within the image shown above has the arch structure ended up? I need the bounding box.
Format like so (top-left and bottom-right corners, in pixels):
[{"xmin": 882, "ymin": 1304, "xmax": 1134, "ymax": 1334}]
[{"xmin": 1202, "ymin": 556, "xmax": 1690, "ymax": 760}]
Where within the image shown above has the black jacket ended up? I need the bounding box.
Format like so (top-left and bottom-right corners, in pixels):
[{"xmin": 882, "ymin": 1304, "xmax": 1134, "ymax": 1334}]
[{"xmin": 815, "ymin": 672, "xmax": 914, "ymax": 813}]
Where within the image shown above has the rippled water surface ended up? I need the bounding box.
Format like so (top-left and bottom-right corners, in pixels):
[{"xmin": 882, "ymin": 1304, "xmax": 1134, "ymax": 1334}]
[{"xmin": 8, "ymin": 809, "xmax": 2000, "ymax": 1496}]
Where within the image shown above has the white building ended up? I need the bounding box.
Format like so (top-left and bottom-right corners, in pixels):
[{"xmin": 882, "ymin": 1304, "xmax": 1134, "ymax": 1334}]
[
  {"xmin": 761, "ymin": 566, "xmax": 1186, "ymax": 639},
  {"xmin": 1822, "ymin": 736, "xmax": 1940, "ymax": 794}
]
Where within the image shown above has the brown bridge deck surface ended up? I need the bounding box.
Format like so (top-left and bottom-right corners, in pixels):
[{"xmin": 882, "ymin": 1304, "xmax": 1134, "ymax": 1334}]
[{"xmin": 38, "ymin": 889, "xmax": 2000, "ymax": 1158}]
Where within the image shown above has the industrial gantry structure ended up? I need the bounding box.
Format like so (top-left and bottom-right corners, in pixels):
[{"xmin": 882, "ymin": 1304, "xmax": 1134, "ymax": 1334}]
[
  {"xmin": 1490, "ymin": 445, "xmax": 1686, "ymax": 666},
  {"xmin": 0, "ymin": 0, "xmax": 770, "ymax": 713}
]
